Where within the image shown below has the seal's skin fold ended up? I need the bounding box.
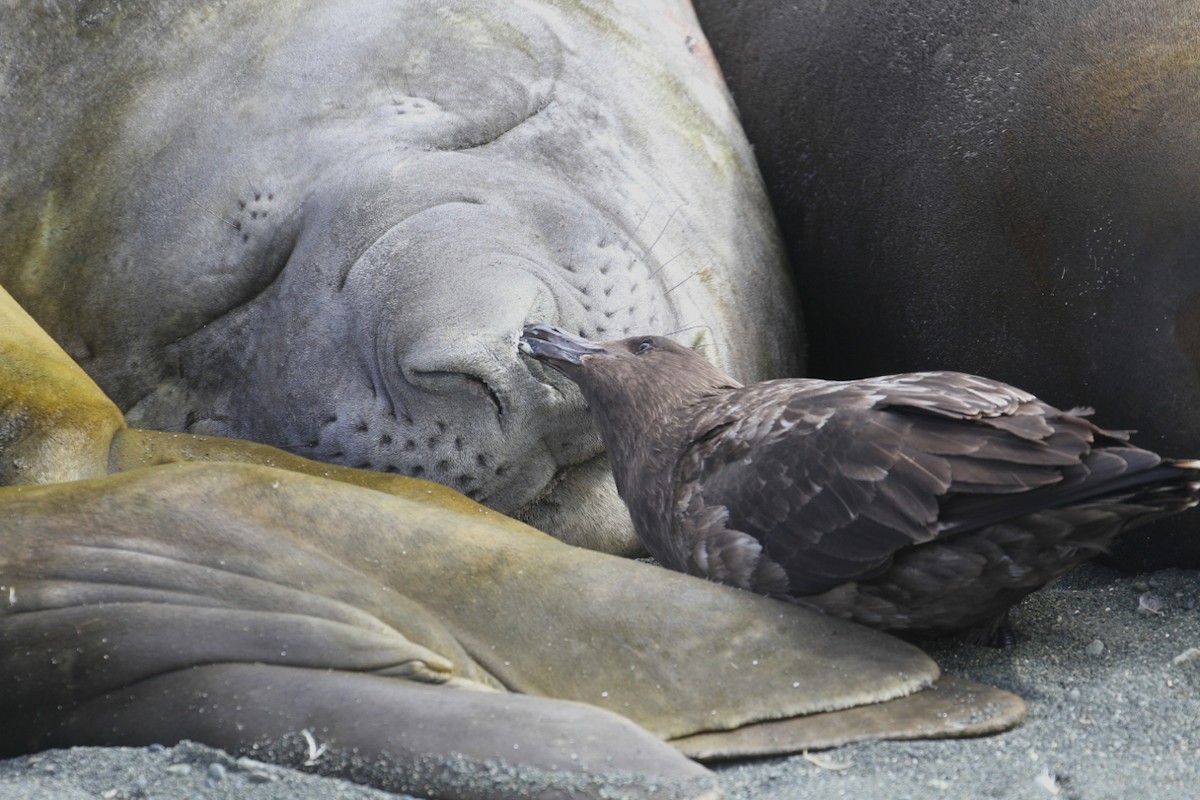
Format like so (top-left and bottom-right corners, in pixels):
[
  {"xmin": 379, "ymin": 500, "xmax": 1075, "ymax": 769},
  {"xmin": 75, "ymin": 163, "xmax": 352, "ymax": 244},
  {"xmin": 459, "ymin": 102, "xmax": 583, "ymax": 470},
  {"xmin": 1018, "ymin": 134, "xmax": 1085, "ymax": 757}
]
[{"xmin": 0, "ymin": 0, "xmax": 802, "ymax": 556}]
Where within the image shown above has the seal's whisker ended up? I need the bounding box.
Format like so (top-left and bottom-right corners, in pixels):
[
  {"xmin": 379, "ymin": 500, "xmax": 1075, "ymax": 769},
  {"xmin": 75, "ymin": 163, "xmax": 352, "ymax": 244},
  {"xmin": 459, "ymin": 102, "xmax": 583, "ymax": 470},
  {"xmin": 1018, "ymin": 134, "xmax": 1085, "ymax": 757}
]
[
  {"xmin": 582, "ymin": 202, "xmax": 663, "ymax": 292},
  {"xmin": 663, "ymin": 264, "xmax": 705, "ymax": 297},
  {"xmin": 383, "ymin": 75, "xmax": 401, "ymax": 104},
  {"xmin": 665, "ymin": 322, "xmax": 722, "ymax": 354},
  {"xmin": 647, "ymin": 246, "xmax": 692, "ymax": 280},
  {"xmin": 189, "ymin": 199, "xmax": 239, "ymax": 231},
  {"xmin": 630, "ymin": 201, "xmax": 655, "ymax": 236},
  {"xmin": 664, "ymin": 322, "xmax": 714, "ymax": 338},
  {"xmin": 645, "ymin": 201, "xmax": 687, "ymax": 256}
]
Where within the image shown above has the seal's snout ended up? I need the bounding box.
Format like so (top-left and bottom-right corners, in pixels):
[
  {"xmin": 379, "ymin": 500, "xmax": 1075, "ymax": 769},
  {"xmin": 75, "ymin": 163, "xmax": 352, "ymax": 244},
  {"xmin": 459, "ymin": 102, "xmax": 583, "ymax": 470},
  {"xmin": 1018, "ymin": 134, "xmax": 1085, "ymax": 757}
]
[{"xmin": 519, "ymin": 324, "xmax": 609, "ymax": 368}]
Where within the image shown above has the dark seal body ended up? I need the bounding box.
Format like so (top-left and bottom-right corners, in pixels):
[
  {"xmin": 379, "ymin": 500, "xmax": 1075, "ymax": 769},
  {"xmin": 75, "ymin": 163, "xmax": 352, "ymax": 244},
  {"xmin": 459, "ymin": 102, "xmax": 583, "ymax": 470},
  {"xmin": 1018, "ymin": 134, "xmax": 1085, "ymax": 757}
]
[
  {"xmin": 521, "ymin": 325, "xmax": 1200, "ymax": 639},
  {"xmin": 690, "ymin": 0, "xmax": 1200, "ymax": 568}
]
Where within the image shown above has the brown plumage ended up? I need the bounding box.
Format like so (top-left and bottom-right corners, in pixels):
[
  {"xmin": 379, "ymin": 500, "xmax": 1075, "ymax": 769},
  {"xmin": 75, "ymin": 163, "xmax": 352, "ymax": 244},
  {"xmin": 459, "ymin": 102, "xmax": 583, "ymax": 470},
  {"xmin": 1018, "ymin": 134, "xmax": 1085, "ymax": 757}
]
[{"xmin": 519, "ymin": 324, "xmax": 1200, "ymax": 640}]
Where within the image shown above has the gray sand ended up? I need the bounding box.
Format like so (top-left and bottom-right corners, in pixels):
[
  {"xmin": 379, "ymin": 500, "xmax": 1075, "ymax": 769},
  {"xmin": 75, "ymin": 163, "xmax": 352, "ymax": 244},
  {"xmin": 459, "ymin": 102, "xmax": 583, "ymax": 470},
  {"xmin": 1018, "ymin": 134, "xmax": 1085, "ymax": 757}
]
[
  {"xmin": 2, "ymin": 563, "xmax": 1197, "ymax": 800},
  {"xmin": 720, "ymin": 563, "xmax": 1200, "ymax": 800},
  {"xmin": 0, "ymin": 740, "xmax": 413, "ymax": 800}
]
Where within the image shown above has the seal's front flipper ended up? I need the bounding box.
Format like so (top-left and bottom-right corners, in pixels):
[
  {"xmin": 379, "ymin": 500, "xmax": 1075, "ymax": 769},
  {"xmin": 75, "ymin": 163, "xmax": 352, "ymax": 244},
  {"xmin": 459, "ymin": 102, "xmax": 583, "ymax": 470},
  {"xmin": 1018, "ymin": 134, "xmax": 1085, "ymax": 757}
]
[
  {"xmin": 0, "ymin": 473, "xmax": 720, "ymax": 800},
  {"xmin": 0, "ymin": 284, "xmax": 125, "ymax": 485},
  {"xmin": 43, "ymin": 666, "xmax": 721, "ymax": 800},
  {"xmin": 671, "ymin": 675, "xmax": 1026, "ymax": 759}
]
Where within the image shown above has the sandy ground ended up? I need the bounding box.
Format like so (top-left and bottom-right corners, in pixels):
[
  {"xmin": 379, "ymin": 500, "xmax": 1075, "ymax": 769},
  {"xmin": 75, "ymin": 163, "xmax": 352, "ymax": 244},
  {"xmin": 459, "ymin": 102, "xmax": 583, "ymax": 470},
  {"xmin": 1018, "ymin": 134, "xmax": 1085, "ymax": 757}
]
[
  {"xmin": 1, "ymin": 562, "xmax": 1197, "ymax": 800},
  {"xmin": 719, "ymin": 563, "xmax": 1200, "ymax": 800}
]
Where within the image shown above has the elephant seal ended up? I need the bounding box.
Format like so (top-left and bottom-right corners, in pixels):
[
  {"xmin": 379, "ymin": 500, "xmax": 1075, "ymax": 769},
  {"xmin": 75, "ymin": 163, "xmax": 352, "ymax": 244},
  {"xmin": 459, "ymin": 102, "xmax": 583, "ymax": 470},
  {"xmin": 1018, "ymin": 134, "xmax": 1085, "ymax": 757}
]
[
  {"xmin": 520, "ymin": 324, "xmax": 1200, "ymax": 640},
  {"xmin": 690, "ymin": 0, "xmax": 1200, "ymax": 568},
  {"xmin": 0, "ymin": 287, "xmax": 1025, "ymax": 799},
  {"xmin": 0, "ymin": 0, "xmax": 801, "ymax": 555}
]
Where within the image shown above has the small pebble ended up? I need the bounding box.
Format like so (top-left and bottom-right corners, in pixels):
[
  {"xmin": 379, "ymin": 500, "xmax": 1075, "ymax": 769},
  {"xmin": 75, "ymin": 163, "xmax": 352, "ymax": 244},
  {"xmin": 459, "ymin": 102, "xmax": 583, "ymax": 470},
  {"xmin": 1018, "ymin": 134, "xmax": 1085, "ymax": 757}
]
[
  {"xmin": 146, "ymin": 744, "xmax": 166, "ymax": 754},
  {"xmin": 1085, "ymin": 639, "xmax": 1105, "ymax": 656},
  {"xmin": 207, "ymin": 762, "xmax": 226, "ymax": 783},
  {"xmin": 236, "ymin": 756, "xmax": 285, "ymax": 783},
  {"xmin": 165, "ymin": 763, "xmax": 192, "ymax": 776},
  {"xmin": 1137, "ymin": 593, "xmax": 1165, "ymax": 616},
  {"xmin": 1171, "ymin": 647, "xmax": 1200, "ymax": 667},
  {"xmin": 1065, "ymin": 688, "xmax": 1081, "ymax": 703}
]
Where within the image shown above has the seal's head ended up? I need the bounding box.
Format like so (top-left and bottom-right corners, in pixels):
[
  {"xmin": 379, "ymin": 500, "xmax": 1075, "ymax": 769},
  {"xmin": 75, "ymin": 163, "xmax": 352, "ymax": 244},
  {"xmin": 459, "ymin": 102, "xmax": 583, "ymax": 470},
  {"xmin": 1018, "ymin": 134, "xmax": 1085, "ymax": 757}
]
[{"xmin": 1, "ymin": 0, "xmax": 801, "ymax": 555}]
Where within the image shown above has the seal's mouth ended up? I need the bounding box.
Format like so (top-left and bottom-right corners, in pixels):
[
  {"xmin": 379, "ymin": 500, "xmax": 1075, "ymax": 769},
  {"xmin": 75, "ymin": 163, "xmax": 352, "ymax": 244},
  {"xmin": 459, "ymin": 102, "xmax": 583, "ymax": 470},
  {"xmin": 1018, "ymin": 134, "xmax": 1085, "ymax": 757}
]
[
  {"xmin": 519, "ymin": 324, "xmax": 609, "ymax": 370},
  {"xmin": 515, "ymin": 450, "xmax": 642, "ymax": 555}
]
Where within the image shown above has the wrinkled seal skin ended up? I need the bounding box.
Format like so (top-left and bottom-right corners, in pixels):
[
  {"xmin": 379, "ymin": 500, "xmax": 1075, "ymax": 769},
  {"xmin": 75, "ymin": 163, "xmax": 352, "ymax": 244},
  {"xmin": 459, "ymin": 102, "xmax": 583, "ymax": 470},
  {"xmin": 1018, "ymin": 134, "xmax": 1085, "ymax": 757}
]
[
  {"xmin": 0, "ymin": 461, "xmax": 1028, "ymax": 800},
  {"xmin": 691, "ymin": 0, "xmax": 1200, "ymax": 568},
  {"xmin": 0, "ymin": 0, "xmax": 801, "ymax": 555},
  {"xmin": 0, "ymin": 463, "xmax": 799, "ymax": 800}
]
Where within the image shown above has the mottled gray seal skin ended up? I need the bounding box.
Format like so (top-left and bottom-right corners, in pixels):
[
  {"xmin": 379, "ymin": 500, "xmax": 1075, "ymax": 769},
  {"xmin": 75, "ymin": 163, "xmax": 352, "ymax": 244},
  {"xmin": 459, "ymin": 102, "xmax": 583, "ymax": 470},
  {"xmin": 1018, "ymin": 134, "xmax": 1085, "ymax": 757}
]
[
  {"xmin": 690, "ymin": 0, "xmax": 1200, "ymax": 568},
  {"xmin": 520, "ymin": 324, "xmax": 1200, "ymax": 639},
  {"xmin": 0, "ymin": 0, "xmax": 800, "ymax": 554}
]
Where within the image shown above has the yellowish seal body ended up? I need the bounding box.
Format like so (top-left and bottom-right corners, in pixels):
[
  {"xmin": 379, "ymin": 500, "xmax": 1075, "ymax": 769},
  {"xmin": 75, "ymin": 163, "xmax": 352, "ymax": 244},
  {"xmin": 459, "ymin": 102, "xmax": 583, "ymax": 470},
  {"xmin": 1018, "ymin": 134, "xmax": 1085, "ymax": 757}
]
[{"xmin": 0, "ymin": 286, "xmax": 124, "ymax": 484}]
